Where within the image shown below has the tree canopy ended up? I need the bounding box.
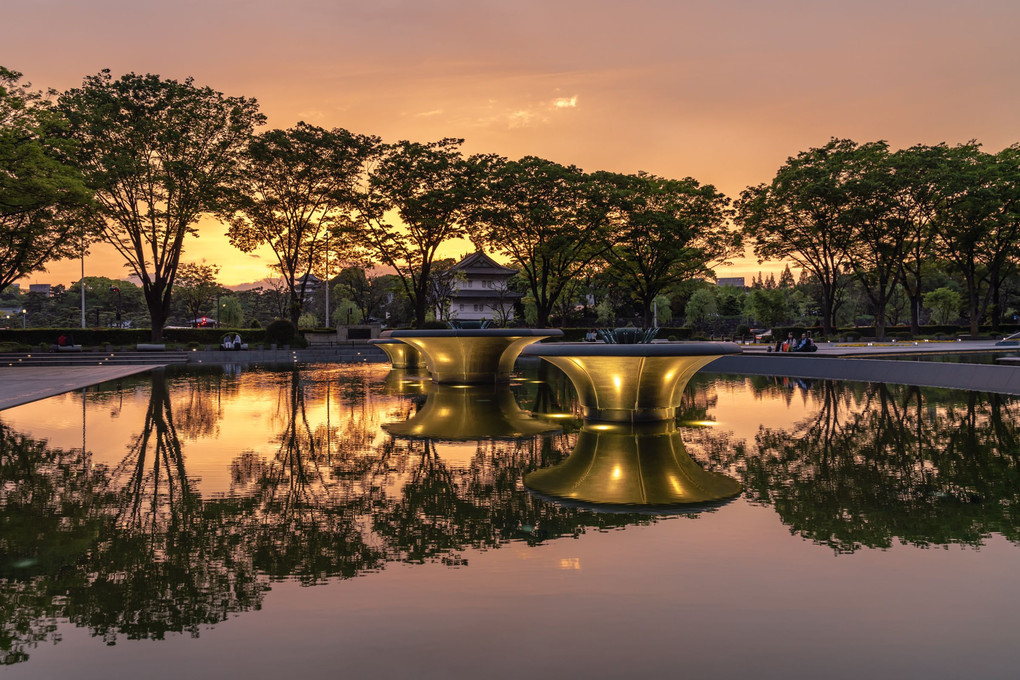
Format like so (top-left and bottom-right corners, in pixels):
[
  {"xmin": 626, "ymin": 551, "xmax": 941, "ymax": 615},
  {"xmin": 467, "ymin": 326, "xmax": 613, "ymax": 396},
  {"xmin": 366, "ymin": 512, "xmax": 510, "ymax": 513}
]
[
  {"xmin": 229, "ymin": 123, "xmax": 378, "ymax": 326},
  {"xmin": 0, "ymin": 66, "xmax": 92, "ymax": 290},
  {"xmin": 347, "ymin": 138, "xmax": 473, "ymax": 328},
  {"xmin": 600, "ymin": 171, "xmax": 736, "ymax": 326},
  {"xmin": 737, "ymin": 139, "xmax": 859, "ymax": 334},
  {"xmin": 468, "ymin": 155, "xmax": 610, "ymax": 328},
  {"xmin": 60, "ymin": 70, "xmax": 264, "ymax": 340}
]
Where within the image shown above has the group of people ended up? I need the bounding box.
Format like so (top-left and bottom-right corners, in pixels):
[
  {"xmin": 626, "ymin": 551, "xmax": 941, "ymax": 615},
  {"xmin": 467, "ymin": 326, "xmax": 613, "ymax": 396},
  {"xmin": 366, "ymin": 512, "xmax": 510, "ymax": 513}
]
[
  {"xmin": 220, "ymin": 333, "xmax": 244, "ymax": 351},
  {"xmin": 774, "ymin": 331, "xmax": 817, "ymax": 353}
]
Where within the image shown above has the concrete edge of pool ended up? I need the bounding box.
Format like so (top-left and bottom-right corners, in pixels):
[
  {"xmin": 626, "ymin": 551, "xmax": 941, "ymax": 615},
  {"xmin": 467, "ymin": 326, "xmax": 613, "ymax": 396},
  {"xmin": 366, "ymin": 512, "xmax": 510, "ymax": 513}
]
[
  {"xmin": 0, "ymin": 364, "xmax": 169, "ymax": 411},
  {"xmin": 5, "ymin": 349, "xmax": 1020, "ymax": 412},
  {"xmin": 705, "ymin": 354, "xmax": 1020, "ymax": 395}
]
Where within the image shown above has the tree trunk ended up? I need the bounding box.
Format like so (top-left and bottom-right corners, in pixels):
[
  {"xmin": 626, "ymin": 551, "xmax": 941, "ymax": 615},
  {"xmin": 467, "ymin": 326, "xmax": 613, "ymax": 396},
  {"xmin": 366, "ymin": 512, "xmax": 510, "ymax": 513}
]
[
  {"xmin": 413, "ymin": 296, "xmax": 428, "ymax": 328},
  {"xmin": 289, "ymin": 294, "xmax": 302, "ymax": 328},
  {"xmin": 535, "ymin": 298, "xmax": 553, "ymax": 328},
  {"xmin": 907, "ymin": 291, "xmax": 921, "ymax": 335},
  {"xmin": 874, "ymin": 302, "xmax": 887, "ymax": 340},
  {"xmin": 642, "ymin": 297, "xmax": 653, "ymax": 328},
  {"xmin": 412, "ymin": 279, "xmax": 429, "ymax": 328},
  {"xmin": 990, "ymin": 271, "xmax": 1001, "ymax": 332},
  {"xmin": 820, "ymin": 289, "xmax": 834, "ymax": 336},
  {"xmin": 144, "ymin": 285, "xmax": 169, "ymax": 342},
  {"xmin": 968, "ymin": 286, "xmax": 980, "ymax": 338}
]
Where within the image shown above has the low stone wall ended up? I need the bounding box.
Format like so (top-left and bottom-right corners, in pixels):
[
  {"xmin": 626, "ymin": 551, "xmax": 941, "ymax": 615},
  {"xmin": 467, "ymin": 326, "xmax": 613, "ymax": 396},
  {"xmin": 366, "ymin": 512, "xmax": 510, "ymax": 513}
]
[
  {"xmin": 705, "ymin": 354, "xmax": 1020, "ymax": 395},
  {"xmin": 187, "ymin": 345, "xmax": 387, "ymax": 365}
]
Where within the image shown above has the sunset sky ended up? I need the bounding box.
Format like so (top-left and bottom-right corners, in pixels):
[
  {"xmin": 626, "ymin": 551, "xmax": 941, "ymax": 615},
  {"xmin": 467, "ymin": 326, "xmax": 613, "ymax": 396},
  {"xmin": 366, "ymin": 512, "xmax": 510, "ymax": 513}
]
[{"xmin": 8, "ymin": 0, "xmax": 1020, "ymax": 287}]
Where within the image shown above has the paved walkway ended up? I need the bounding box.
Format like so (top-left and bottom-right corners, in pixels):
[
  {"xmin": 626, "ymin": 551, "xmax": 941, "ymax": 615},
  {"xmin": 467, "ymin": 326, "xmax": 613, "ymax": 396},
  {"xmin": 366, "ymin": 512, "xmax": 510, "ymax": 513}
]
[
  {"xmin": 0, "ymin": 365, "xmax": 163, "ymax": 411},
  {"xmin": 3, "ymin": 341, "xmax": 1019, "ymax": 412},
  {"xmin": 707, "ymin": 354, "xmax": 1020, "ymax": 395},
  {"xmin": 739, "ymin": 339, "xmax": 1014, "ymax": 356}
]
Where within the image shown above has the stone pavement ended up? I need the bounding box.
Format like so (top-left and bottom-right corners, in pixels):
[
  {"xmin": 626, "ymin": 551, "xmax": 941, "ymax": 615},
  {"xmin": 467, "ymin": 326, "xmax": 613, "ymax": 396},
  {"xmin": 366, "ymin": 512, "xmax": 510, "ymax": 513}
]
[
  {"xmin": 707, "ymin": 353, "xmax": 1020, "ymax": 395},
  {"xmin": 738, "ymin": 339, "xmax": 1013, "ymax": 356},
  {"xmin": 0, "ymin": 365, "xmax": 163, "ymax": 411},
  {"xmin": 3, "ymin": 341, "xmax": 1019, "ymax": 412}
]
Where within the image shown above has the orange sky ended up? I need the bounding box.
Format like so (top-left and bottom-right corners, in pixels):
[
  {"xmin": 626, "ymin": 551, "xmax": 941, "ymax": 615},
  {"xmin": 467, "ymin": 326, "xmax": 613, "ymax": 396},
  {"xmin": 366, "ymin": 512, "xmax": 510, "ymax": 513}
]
[{"xmin": 8, "ymin": 0, "xmax": 1020, "ymax": 287}]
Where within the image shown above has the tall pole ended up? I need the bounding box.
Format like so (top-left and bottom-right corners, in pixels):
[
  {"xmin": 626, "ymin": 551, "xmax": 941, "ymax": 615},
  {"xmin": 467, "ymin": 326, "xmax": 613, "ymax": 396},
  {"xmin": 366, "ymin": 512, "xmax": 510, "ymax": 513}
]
[
  {"xmin": 323, "ymin": 232, "xmax": 330, "ymax": 328},
  {"xmin": 80, "ymin": 231, "xmax": 86, "ymax": 329}
]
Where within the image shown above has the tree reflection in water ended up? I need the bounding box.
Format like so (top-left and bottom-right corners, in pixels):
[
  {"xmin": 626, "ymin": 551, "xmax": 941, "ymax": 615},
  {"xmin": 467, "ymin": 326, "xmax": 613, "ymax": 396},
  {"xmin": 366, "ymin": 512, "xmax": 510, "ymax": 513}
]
[
  {"xmin": 0, "ymin": 422, "xmax": 106, "ymax": 665},
  {"xmin": 3, "ymin": 366, "xmax": 1020, "ymax": 665},
  {"xmin": 0, "ymin": 370, "xmax": 270, "ymax": 665},
  {"xmin": 730, "ymin": 377, "xmax": 1020, "ymax": 553},
  {"xmin": 229, "ymin": 369, "xmax": 387, "ymax": 583}
]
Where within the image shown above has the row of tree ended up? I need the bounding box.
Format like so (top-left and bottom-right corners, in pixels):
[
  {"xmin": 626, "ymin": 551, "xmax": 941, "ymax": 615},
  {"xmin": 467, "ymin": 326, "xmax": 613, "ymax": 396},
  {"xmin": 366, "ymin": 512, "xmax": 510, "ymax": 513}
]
[
  {"xmin": 738, "ymin": 138, "xmax": 1020, "ymax": 337},
  {"xmin": 5, "ymin": 66, "xmax": 1020, "ymax": 340},
  {"xmin": 2, "ymin": 67, "xmax": 736, "ymax": 340}
]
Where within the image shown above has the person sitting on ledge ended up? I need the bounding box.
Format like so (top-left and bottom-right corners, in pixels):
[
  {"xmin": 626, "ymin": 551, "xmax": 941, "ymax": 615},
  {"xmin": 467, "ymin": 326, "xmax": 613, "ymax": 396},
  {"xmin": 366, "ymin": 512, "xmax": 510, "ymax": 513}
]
[
  {"xmin": 220, "ymin": 334, "xmax": 233, "ymax": 350},
  {"xmin": 233, "ymin": 333, "xmax": 243, "ymax": 350},
  {"xmin": 776, "ymin": 331, "xmax": 795, "ymax": 352},
  {"xmin": 794, "ymin": 333, "xmax": 817, "ymax": 352}
]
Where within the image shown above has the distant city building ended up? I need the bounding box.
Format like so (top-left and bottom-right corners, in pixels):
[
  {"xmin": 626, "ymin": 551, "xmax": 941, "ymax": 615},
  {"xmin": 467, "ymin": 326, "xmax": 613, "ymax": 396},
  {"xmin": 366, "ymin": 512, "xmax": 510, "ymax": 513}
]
[
  {"xmin": 447, "ymin": 252, "xmax": 522, "ymax": 322},
  {"xmin": 28, "ymin": 283, "xmax": 52, "ymax": 297},
  {"xmin": 716, "ymin": 277, "xmax": 745, "ymax": 288}
]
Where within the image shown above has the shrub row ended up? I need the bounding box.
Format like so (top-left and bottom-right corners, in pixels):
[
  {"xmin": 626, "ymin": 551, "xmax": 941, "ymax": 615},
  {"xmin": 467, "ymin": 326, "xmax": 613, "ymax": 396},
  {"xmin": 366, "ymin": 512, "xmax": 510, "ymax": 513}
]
[
  {"xmin": 768, "ymin": 324, "xmax": 1020, "ymax": 341},
  {"xmin": 0, "ymin": 327, "xmax": 267, "ymax": 347},
  {"xmin": 555, "ymin": 327, "xmax": 695, "ymax": 342}
]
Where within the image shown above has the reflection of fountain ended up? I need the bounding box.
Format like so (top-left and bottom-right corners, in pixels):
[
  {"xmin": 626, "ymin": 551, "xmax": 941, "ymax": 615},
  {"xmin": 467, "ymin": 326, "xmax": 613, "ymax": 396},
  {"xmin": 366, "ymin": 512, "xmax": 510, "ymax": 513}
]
[
  {"xmin": 371, "ymin": 337, "xmax": 425, "ymax": 369},
  {"xmin": 382, "ymin": 368, "xmax": 431, "ymax": 397},
  {"xmin": 383, "ymin": 384, "xmax": 560, "ymax": 441},
  {"xmin": 522, "ymin": 342, "xmax": 741, "ymax": 422},
  {"xmin": 387, "ymin": 328, "xmax": 563, "ymax": 383},
  {"xmin": 525, "ymin": 421, "xmax": 742, "ymax": 509}
]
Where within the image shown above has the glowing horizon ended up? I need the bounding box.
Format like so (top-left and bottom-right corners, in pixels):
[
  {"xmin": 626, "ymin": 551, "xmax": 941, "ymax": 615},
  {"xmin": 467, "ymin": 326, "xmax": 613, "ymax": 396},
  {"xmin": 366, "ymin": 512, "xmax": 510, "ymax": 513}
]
[{"xmin": 8, "ymin": 0, "xmax": 1019, "ymax": 287}]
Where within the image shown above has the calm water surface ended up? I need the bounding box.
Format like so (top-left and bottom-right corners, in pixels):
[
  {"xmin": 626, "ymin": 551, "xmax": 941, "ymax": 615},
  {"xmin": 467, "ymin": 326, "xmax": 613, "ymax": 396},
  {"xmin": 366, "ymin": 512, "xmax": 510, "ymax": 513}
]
[{"xmin": 2, "ymin": 362, "xmax": 1019, "ymax": 678}]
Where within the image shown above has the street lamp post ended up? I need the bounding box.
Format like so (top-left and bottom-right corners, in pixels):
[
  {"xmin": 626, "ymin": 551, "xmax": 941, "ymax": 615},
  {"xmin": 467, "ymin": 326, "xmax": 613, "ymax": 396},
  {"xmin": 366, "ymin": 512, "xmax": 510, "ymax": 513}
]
[
  {"xmin": 80, "ymin": 230, "xmax": 86, "ymax": 329},
  {"xmin": 324, "ymin": 231, "xmax": 330, "ymax": 328},
  {"xmin": 110, "ymin": 286, "xmax": 122, "ymax": 326},
  {"xmin": 22, "ymin": 308, "xmax": 27, "ymax": 329}
]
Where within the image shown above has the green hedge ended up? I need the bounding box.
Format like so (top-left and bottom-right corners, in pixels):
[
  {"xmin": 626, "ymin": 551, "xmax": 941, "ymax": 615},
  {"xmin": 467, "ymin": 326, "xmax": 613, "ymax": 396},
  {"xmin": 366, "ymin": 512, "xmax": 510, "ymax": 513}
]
[
  {"xmin": 555, "ymin": 327, "xmax": 694, "ymax": 342},
  {"xmin": 768, "ymin": 324, "xmax": 1020, "ymax": 341},
  {"xmin": 0, "ymin": 327, "xmax": 267, "ymax": 347}
]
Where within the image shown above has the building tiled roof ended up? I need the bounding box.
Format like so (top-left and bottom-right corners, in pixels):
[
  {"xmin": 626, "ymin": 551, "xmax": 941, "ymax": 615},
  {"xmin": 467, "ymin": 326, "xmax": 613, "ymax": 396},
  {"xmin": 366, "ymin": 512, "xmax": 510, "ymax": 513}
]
[{"xmin": 450, "ymin": 251, "xmax": 517, "ymax": 276}]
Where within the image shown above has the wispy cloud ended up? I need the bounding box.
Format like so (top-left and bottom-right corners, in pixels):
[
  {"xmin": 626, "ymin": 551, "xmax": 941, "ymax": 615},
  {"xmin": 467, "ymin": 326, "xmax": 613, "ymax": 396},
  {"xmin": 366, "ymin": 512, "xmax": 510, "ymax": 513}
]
[
  {"xmin": 553, "ymin": 95, "xmax": 578, "ymax": 108},
  {"xmin": 507, "ymin": 110, "xmax": 535, "ymax": 128},
  {"xmin": 296, "ymin": 109, "xmax": 326, "ymax": 121}
]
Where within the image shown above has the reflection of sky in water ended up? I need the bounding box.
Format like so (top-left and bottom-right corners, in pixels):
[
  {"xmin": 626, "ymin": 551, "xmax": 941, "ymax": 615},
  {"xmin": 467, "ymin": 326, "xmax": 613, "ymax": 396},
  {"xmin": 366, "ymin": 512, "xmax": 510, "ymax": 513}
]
[{"xmin": 2, "ymin": 364, "xmax": 1020, "ymax": 678}]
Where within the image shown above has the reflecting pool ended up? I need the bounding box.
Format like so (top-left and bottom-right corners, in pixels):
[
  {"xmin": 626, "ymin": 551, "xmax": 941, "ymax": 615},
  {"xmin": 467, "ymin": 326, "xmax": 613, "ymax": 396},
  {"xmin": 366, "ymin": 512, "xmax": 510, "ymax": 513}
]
[{"xmin": 1, "ymin": 363, "xmax": 1019, "ymax": 678}]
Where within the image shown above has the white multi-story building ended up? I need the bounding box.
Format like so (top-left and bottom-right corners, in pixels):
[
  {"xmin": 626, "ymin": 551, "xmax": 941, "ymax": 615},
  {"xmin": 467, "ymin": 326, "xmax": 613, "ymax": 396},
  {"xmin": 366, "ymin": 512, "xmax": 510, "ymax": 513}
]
[{"xmin": 447, "ymin": 252, "xmax": 522, "ymax": 322}]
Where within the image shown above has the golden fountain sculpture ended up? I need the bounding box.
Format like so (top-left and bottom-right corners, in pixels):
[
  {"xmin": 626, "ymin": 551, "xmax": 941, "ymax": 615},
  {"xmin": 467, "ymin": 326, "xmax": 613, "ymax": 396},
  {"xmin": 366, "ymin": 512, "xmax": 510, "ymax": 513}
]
[
  {"xmin": 525, "ymin": 421, "xmax": 742, "ymax": 508},
  {"xmin": 383, "ymin": 383, "xmax": 559, "ymax": 440},
  {"xmin": 371, "ymin": 337, "xmax": 426, "ymax": 369},
  {"xmin": 385, "ymin": 328, "xmax": 564, "ymax": 384},
  {"xmin": 521, "ymin": 342, "xmax": 741, "ymax": 422}
]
